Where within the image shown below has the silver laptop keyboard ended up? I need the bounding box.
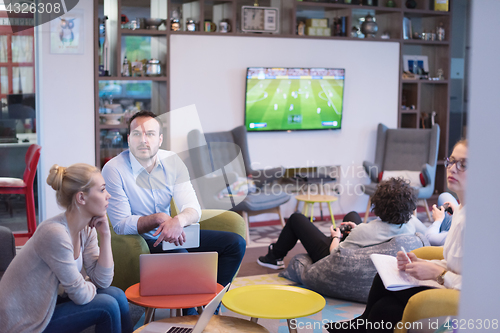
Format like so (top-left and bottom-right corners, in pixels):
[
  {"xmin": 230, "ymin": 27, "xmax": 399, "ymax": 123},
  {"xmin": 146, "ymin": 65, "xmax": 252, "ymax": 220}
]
[{"xmin": 166, "ymin": 327, "xmax": 193, "ymax": 333}]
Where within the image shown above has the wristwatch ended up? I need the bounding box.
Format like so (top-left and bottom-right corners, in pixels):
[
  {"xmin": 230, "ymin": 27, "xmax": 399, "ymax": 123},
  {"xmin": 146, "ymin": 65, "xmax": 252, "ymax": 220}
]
[{"xmin": 436, "ymin": 270, "xmax": 447, "ymax": 285}]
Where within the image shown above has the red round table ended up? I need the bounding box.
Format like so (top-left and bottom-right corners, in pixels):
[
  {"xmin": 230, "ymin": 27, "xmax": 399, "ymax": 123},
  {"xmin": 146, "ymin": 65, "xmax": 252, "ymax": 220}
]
[{"xmin": 125, "ymin": 283, "xmax": 224, "ymax": 324}]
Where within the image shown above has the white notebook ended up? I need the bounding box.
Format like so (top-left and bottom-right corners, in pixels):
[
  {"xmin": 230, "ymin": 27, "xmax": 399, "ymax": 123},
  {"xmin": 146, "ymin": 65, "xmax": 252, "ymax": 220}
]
[
  {"xmin": 162, "ymin": 223, "xmax": 200, "ymax": 250},
  {"xmin": 370, "ymin": 253, "xmax": 444, "ymax": 291}
]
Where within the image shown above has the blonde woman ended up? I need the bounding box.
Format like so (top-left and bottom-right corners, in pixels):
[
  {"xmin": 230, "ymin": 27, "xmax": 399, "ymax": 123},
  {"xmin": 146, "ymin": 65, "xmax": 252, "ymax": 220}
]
[{"xmin": 0, "ymin": 164, "xmax": 132, "ymax": 333}]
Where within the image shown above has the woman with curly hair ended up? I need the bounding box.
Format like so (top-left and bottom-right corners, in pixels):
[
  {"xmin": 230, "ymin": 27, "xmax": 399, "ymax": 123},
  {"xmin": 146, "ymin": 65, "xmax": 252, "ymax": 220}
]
[{"xmin": 258, "ymin": 177, "xmax": 425, "ymax": 270}]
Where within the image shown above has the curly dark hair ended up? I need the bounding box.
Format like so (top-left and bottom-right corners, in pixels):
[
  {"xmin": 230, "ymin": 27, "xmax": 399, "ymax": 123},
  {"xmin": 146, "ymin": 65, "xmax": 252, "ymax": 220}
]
[
  {"xmin": 128, "ymin": 110, "xmax": 163, "ymax": 133},
  {"xmin": 371, "ymin": 177, "xmax": 417, "ymax": 225}
]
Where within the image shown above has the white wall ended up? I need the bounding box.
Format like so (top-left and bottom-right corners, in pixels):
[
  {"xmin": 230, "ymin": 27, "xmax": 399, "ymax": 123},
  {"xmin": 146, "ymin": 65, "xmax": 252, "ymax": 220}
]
[
  {"xmin": 458, "ymin": 0, "xmax": 500, "ymax": 327},
  {"xmin": 36, "ymin": 1, "xmax": 95, "ymax": 219},
  {"xmin": 169, "ymin": 35, "xmax": 399, "ymax": 213}
]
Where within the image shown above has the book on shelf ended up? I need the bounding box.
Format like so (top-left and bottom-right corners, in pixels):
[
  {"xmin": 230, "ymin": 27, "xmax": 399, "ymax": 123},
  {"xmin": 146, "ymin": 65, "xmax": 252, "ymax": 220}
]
[{"xmin": 370, "ymin": 253, "xmax": 444, "ymax": 291}]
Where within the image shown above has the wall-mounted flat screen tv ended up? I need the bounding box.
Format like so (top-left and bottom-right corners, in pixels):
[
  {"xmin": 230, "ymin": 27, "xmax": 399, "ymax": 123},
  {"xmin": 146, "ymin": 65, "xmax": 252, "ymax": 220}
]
[{"xmin": 245, "ymin": 67, "xmax": 345, "ymax": 132}]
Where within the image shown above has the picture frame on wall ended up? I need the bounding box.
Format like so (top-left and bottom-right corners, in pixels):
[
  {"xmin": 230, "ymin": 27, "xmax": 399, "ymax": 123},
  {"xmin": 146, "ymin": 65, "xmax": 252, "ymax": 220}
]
[
  {"xmin": 402, "ymin": 17, "xmax": 412, "ymax": 40},
  {"xmin": 403, "ymin": 55, "xmax": 429, "ymax": 75},
  {"xmin": 50, "ymin": 9, "xmax": 84, "ymax": 54}
]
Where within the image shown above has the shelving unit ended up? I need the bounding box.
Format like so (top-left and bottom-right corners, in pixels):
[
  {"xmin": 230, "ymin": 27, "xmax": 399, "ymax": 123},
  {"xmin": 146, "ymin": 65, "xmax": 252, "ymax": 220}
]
[{"xmin": 94, "ymin": 0, "xmax": 453, "ymax": 193}]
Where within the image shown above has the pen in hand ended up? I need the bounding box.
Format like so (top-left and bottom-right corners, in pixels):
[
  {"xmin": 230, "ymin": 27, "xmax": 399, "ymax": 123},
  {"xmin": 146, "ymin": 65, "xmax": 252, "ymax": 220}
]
[{"xmin": 401, "ymin": 246, "xmax": 412, "ymax": 263}]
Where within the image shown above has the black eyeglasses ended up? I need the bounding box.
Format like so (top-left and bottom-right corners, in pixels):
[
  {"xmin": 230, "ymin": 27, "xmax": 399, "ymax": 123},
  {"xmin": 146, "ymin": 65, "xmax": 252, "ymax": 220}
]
[{"xmin": 444, "ymin": 157, "xmax": 467, "ymax": 172}]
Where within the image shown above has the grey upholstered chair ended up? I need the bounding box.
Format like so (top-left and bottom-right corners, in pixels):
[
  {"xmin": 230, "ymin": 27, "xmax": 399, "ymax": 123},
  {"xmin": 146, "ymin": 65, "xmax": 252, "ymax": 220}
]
[
  {"xmin": 0, "ymin": 226, "xmax": 16, "ymax": 280},
  {"xmin": 187, "ymin": 126, "xmax": 290, "ymax": 244},
  {"xmin": 362, "ymin": 123, "xmax": 440, "ymax": 222}
]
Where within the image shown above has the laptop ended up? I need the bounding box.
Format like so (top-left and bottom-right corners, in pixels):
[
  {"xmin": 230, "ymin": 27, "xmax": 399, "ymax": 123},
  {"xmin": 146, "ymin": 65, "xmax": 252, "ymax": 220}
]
[
  {"xmin": 140, "ymin": 252, "xmax": 218, "ymax": 296},
  {"xmin": 162, "ymin": 223, "xmax": 200, "ymax": 251},
  {"xmin": 0, "ymin": 120, "xmax": 18, "ymax": 143},
  {"xmin": 140, "ymin": 283, "xmax": 230, "ymax": 333}
]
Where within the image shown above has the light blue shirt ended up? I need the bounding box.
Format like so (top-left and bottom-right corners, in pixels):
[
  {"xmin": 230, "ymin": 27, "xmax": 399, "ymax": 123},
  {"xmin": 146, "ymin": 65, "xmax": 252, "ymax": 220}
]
[{"xmin": 102, "ymin": 149, "xmax": 202, "ymax": 240}]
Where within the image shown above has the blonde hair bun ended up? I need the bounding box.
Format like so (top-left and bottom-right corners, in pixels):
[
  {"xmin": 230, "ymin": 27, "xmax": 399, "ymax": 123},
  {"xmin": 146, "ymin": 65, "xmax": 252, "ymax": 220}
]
[
  {"xmin": 46, "ymin": 164, "xmax": 66, "ymax": 191},
  {"xmin": 47, "ymin": 163, "xmax": 99, "ymax": 211}
]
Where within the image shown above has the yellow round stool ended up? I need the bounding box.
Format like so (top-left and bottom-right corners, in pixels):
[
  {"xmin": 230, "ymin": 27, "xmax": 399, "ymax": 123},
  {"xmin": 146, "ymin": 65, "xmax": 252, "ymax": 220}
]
[
  {"xmin": 222, "ymin": 285, "xmax": 326, "ymax": 333},
  {"xmin": 295, "ymin": 194, "xmax": 338, "ymax": 227}
]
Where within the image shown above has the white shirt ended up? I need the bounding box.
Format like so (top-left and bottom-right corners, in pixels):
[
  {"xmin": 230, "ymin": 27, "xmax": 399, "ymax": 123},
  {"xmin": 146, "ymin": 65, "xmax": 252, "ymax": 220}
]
[
  {"xmin": 430, "ymin": 205, "xmax": 465, "ymax": 290},
  {"xmin": 102, "ymin": 149, "xmax": 202, "ymax": 240}
]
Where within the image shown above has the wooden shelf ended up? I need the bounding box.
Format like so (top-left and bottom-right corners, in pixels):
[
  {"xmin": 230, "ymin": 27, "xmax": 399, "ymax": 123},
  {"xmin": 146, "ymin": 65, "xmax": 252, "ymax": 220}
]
[
  {"xmin": 170, "ymin": 30, "xmax": 237, "ymax": 36},
  {"xmin": 98, "ymin": 76, "xmax": 167, "ymax": 81},
  {"xmin": 204, "ymin": 0, "xmax": 235, "ymax": 3},
  {"xmin": 401, "ymin": 109, "xmax": 419, "ymax": 114},
  {"xmin": 403, "ymin": 9, "xmax": 450, "ymax": 16},
  {"xmin": 295, "ymin": 1, "xmax": 358, "ymax": 9},
  {"xmin": 420, "ymin": 80, "xmax": 449, "ymax": 84},
  {"xmin": 98, "ymin": 124, "xmax": 128, "ymax": 130},
  {"xmin": 296, "ymin": 1, "xmax": 401, "ymax": 12},
  {"xmin": 401, "ymin": 79, "xmax": 420, "ymax": 84},
  {"xmin": 120, "ymin": 29, "xmax": 168, "ymax": 36},
  {"xmin": 95, "ymin": 0, "xmax": 454, "ymax": 192},
  {"xmin": 403, "ymin": 39, "xmax": 449, "ymax": 45},
  {"xmin": 401, "ymin": 79, "xmax": 449, "ymax": 84},
  {"xmin": 291, "ymin": 34, "xmax": 399, "ymax": 42}
]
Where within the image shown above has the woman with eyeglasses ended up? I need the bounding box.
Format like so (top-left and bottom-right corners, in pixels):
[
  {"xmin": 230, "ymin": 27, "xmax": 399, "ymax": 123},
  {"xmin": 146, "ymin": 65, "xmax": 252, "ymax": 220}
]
[
  {"xmin": 424, "ymin": 142, "xmax": 467, "ymax": 246},
  {"xmin": 325, "ymin": 139, "xmax": 467, "ymax": 333}
]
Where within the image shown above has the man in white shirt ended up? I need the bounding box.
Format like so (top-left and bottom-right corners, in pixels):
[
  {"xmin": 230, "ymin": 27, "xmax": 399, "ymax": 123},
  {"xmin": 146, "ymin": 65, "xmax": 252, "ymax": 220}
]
[{"xmin": 102, "ymin": 111, "xmax": 246, "ymax": 289}]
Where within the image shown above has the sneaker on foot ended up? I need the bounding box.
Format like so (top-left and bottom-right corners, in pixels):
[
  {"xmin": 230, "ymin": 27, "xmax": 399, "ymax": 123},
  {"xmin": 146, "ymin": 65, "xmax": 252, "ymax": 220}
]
[{"xmin": 257, "ymin": 244, "xmax": 285, "ymax": 270}]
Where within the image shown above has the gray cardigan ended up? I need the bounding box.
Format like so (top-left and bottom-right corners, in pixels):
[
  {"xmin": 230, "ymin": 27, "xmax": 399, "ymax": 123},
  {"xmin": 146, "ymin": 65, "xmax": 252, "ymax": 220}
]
[{"xmin": 0, "ymin": 213, "xmax": 114, "ymax": 332}]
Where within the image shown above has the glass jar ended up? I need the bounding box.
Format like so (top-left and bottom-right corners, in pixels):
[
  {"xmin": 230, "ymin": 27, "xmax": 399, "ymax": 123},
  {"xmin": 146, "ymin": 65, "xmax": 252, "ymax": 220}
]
[
  {"xmin": 186, "ymin": 19, "xmax": 197, "ymax": 32},
  {"xmin": 104, "ymin": 130, "xmax": 123, "ymax": 148}
]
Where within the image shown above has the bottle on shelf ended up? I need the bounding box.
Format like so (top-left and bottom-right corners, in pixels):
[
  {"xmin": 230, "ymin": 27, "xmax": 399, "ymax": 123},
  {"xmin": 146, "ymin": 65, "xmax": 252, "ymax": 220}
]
[
  {"xmin": 102, "ymin": 16, "xmax": 110, "ymax": 76},
  {"xmin": 122, "ymin": 56, "xmax": 131, "ymax": 77},
  {"xmin": 436, "ymin": 22, "xmax": 445, "ymax": 41}
]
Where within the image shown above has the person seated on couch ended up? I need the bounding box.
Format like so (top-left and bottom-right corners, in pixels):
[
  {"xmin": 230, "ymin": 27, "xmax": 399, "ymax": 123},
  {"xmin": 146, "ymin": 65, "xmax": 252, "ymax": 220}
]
[
  {"xmin": 0, "ymin": 163, "xmax": 133, "ymax": 333},
  {"xmin": 425, "ymin": 192, "xmax": 459, "ymax": 245},
  {"xmin": 102, "ymin": 111, "xmax": 246, "ymax": 288},
  {"xmin": 258, "ymin": 177, "xmax": 425, "ymax": 270},
  {"xmin": 325, "ymin": 139, "xmax": 467, "ymax": 333}
]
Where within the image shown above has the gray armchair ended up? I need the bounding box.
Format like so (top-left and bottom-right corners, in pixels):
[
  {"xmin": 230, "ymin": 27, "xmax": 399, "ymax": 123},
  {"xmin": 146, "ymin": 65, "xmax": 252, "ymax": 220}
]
[
  {"xmin": 187, "ymin": 126, "xmax": 290, "ymax": 244},
  {"xmin": 362, "ymin": 123, "xmax": 440, "ymax": 222}
]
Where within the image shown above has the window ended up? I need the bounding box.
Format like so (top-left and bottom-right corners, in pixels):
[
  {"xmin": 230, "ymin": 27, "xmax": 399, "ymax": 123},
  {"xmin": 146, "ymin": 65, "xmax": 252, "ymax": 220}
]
[{"xmin": 0, "ymin": 10, "xmax": 38, "ymax": 238}]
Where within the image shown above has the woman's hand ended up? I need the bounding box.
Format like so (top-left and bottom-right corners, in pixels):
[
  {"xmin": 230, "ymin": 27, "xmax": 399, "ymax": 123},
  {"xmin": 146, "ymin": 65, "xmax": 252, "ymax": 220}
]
[
  {"xmin": 405, "ymin": 261, "xmax": 445, "ymax": 281},
  {"xmin": 446, "ymin": 201, "xmax": 459, "ymax": 213},
  {"xmin": 330, "ymin": 225, "xmax": 341, "ymax": 239},
  {"xmin": 88, "ymin": 215, "xmax": 110, "ymax": 236},
  {"xmin": 329, "ymin": 225, "xmax": 342, "ymax": 253},
  {"xmin": 432, "ymin": 204, "xmax": 445, "ymax": 222},
  {"xmin": 396, "ymin": 251, "xmax": 418, "ymax": 270}
]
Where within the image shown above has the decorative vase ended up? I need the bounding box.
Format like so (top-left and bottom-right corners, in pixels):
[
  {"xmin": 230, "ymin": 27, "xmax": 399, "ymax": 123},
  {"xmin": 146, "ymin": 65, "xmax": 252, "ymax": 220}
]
[
  {"xmin": 361, "ymin": 14, "xmax": 378, "ymax": 38},
  {"xmin": 386, "ymin": 0, "xmax": 396, "ymax": 7},
  {"xmin": 405, "ymin": 0, "xmax": 417, "ymax": 9}
]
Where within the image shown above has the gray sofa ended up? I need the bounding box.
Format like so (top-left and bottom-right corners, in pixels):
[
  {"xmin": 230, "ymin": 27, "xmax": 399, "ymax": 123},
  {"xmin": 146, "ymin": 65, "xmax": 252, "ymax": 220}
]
[
  {"xmin": 0, "ymin": 226, "xmax": 16, "ymax": 280},
  {"xmin": 279, "ymin": 233, "xmax": 429, "ymax": 303}
]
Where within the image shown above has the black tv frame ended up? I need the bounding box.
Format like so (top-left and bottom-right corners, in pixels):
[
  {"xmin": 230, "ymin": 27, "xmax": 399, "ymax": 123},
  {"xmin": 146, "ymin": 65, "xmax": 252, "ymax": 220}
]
[{"xmin": 244, "ymin": 67, "xmax": 345, "ymax": 132}]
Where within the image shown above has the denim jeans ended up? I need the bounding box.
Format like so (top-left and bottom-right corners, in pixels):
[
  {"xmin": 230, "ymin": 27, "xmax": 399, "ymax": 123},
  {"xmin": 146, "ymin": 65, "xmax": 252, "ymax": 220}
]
[{"xmin": 43, "ymin": 286, "xmax": 133, "ymax": 333}]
